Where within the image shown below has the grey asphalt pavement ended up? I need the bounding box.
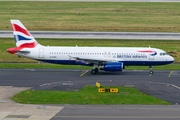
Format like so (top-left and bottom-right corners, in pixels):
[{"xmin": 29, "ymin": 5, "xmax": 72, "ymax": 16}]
[
  {"xmin": 0, "ymin": 68, "xmax": 180, "ymax": 120},
  {"xmin": 1, "ymin": 31, "xmax": 180, "ymax": 40},
  {"xmin": 50, "ymin": 105, "xmax": 180, "ymax": 120},
  {"xmin": 0, "ymin": 69, "xmax": 180, "ymax": 104},
  {"xmin": 1, "ymin": 0, "xmax": 180, "ymax": 2}
]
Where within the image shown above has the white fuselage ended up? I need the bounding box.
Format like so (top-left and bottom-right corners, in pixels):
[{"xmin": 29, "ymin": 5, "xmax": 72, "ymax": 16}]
[{"xmin": 18, "ymin": 44, "xmax": 174, "ymax": 66}]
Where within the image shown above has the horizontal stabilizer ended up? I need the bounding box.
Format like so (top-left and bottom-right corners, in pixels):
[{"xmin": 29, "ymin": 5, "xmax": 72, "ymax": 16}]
[{"xmin": 7, "ymin": 49, "xmax": 30, "ymax": 54}]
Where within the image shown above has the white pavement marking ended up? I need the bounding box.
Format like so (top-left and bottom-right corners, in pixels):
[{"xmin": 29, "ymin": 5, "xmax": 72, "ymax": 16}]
[
  {"xmin": 170, "ymin": 84, "xmax": 180, "ymax": 90},
  {"xmin": 152, "ymin": 82, "xmax": 180, "ymax": 90}
]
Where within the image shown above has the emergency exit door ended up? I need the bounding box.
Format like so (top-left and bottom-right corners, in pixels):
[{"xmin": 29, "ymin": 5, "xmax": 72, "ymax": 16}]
[{"xmin": 39, "ymin": 48, "xmax": 44, "ymax": 58}]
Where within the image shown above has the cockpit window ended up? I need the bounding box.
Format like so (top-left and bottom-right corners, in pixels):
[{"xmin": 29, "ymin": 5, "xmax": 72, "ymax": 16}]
[{"xmin": 160, "ymin": 53, "xmax": 168, "ymax": 56}]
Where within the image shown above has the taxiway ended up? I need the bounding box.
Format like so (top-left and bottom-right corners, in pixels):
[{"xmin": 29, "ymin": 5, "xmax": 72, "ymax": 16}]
[
  {"xmin": 0, "ymin": 69, "xmax": 180, "ymax": 103},
  {"xmin": 0, "ymin": 69, "xmax": 180, "ymax": 120}
]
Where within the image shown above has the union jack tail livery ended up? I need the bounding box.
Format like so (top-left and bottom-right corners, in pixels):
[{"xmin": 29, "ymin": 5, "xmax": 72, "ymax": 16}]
[
  {"xmin": 11, "ymin": 20, "xmax": 38, "ymax": 47},
  {"xmin": 8, "ymin": 20, "xmax": 40, "ymax": 54}
]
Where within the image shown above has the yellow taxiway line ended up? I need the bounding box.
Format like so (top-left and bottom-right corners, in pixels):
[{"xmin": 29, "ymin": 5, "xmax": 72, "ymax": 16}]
[
  {"xmin": 80, "ymin": 70, "xmax": 89, "ymax": 76},
  {"xmin": 168, "ymin": 71, "xmax": 173, "ymax": 77}
]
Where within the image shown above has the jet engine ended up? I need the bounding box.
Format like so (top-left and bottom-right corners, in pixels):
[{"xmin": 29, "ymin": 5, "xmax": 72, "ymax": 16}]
[{"xmin": 100, "ymin": 62, "xmax": 123, "ymax": 71}]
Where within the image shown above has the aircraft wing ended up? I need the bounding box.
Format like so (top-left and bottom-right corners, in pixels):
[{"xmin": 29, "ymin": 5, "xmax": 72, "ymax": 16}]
[{"xmin": 69, "ymin": 55, "xmax": 118, "ymax": 63}]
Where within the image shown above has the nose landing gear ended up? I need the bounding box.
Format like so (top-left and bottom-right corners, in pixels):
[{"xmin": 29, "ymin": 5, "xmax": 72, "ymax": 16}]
[{"xmin": 149, "ymin": 66, "xmax": 153, "ymax": 74}]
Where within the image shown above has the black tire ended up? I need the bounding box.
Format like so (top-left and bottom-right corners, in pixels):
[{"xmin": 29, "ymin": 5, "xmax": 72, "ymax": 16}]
[
  {"xmin": 91, "ymin": 69, "xmax": 96, "ymax": 74},
  {"xmin": 149, "ymin": 70, "xmax": 153, "ymax": 74},
  {"xmin": 95, "ymin": 68, "xmax": 98, "ymax": 73}
]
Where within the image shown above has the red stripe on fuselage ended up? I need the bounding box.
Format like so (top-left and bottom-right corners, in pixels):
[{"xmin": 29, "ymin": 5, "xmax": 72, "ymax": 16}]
[
  {"xmin": 7, "ymin": 42, "xmax": 38, "ymax": 54},
  {"xmin": 11, "ymin": 23, "xmax": 31, "ymax": 36},
  {"xmin": 138, "ymin": 51, "xmax": 154, "ymax": 53}
]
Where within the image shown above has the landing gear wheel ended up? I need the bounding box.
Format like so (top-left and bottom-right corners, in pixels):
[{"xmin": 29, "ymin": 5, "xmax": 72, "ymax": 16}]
[
  {"xmin": 149, "ymin": 66, "xmax": 153, "ymax": 75},
  {"xmin": 95, "ymin": 68, "xmax": 98, "ymax": 73},
  {"xmin": 91, "ymin": 69, "xmax": 97, "ymax": 74},
  {"xmin": 92, "ymin": 63, "xmax": 98, "ymax": 75},
  {"xmin": 149, "ymin": 70, "xmax": 153, "ymax": 74}
]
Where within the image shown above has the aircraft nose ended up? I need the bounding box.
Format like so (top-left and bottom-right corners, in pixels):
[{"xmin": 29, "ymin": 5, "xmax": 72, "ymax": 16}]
[{"xmin": 169, "ymin": 56, "xmax": 174, "ymax": 62}]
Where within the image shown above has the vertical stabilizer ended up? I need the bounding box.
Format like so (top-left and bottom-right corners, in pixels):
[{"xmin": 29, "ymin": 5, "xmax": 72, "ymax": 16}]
[{"xmin": 10, "ymin": 20, "xmax": 38, "ymax": 47}]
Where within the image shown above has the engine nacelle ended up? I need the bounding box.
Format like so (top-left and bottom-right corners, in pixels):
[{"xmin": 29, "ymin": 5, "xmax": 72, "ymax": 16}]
[{"xmin": 100, "ymin": 62, "xmax": 123, "ymax": 71}]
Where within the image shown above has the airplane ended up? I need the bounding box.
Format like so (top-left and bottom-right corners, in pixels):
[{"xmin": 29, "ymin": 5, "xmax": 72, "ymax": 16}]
[{"xmin": 7, "ymin": 20, "xmax": 174, "ymax": 74}]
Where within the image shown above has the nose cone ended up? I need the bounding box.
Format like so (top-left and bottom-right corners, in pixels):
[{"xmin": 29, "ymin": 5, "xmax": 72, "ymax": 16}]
[{"xmin": 169, "ymin": 55, "xmax": 174, "ymax": 63}]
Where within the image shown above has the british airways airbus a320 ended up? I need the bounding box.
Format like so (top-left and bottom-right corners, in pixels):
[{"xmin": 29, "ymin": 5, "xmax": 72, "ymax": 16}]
[{"xmin": 7, "ymin": 20, "xmax": 174, "ymax": 74}]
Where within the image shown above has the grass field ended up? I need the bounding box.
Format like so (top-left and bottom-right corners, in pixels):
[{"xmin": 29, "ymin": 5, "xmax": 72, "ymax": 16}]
[
  {"xmin": 11, "ymin": 86, "xmax": 172, "ymax": 105},
  {"xmin": 1, "ymin": 2, "xmax": 180, "ymax": 32},
  {"xmin": 1, "ymin": 38, "xmax": 180, "ymax": 63},
  {"xmin": 0, "ymin": 63, "xmax": 180, "ymax": 70}
]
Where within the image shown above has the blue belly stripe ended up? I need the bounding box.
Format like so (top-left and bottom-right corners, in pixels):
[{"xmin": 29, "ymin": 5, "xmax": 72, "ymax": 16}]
[{"xmin": 36, "ymin": 59, "xmax": 174, "ymax": 66}]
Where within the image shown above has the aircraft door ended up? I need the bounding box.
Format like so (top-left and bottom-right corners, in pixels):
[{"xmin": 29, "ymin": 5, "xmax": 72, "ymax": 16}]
[
  {"xmin": 104, "ymin": 51, "xmax": 107, "ymax": 57},
  {"xmin": 39, "ymin": 48, "xmax": 44, "ymax": 58},
  {"xmin": 108, "ymin": 51, "xmax": 111, "ymax": 58}
]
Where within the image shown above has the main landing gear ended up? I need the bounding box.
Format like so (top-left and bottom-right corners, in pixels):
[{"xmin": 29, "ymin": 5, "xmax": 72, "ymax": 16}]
[
  {"xmin": 91, "ymin": 68, "xmax": 98, "ymax": 74},
  {"xmin": 149, "ymin": 66, "xmax": 153, "ymax": 74},
  {"xmin": 91, "ymin": 63, "xmax": 98, "ymax": 74}
]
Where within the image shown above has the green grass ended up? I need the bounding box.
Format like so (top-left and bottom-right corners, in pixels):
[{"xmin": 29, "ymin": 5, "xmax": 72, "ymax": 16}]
[
  {"xmin": 0, "ymin": 63, "xmax": 90, "ymax": 69},
  {"xmin": 0, "ymin": 63, "xmax": 180, "ymax": 70},
  {"xmin": 1, "ymin": 38, "xmax": 180, "ymax": 63},
  {"xmin": 11, "ymin": 86, "xmax": 172, "ymax": 105},
  {"xmin": 1, "ymin": 2, "xmax": 180, "ymax": 32}
]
